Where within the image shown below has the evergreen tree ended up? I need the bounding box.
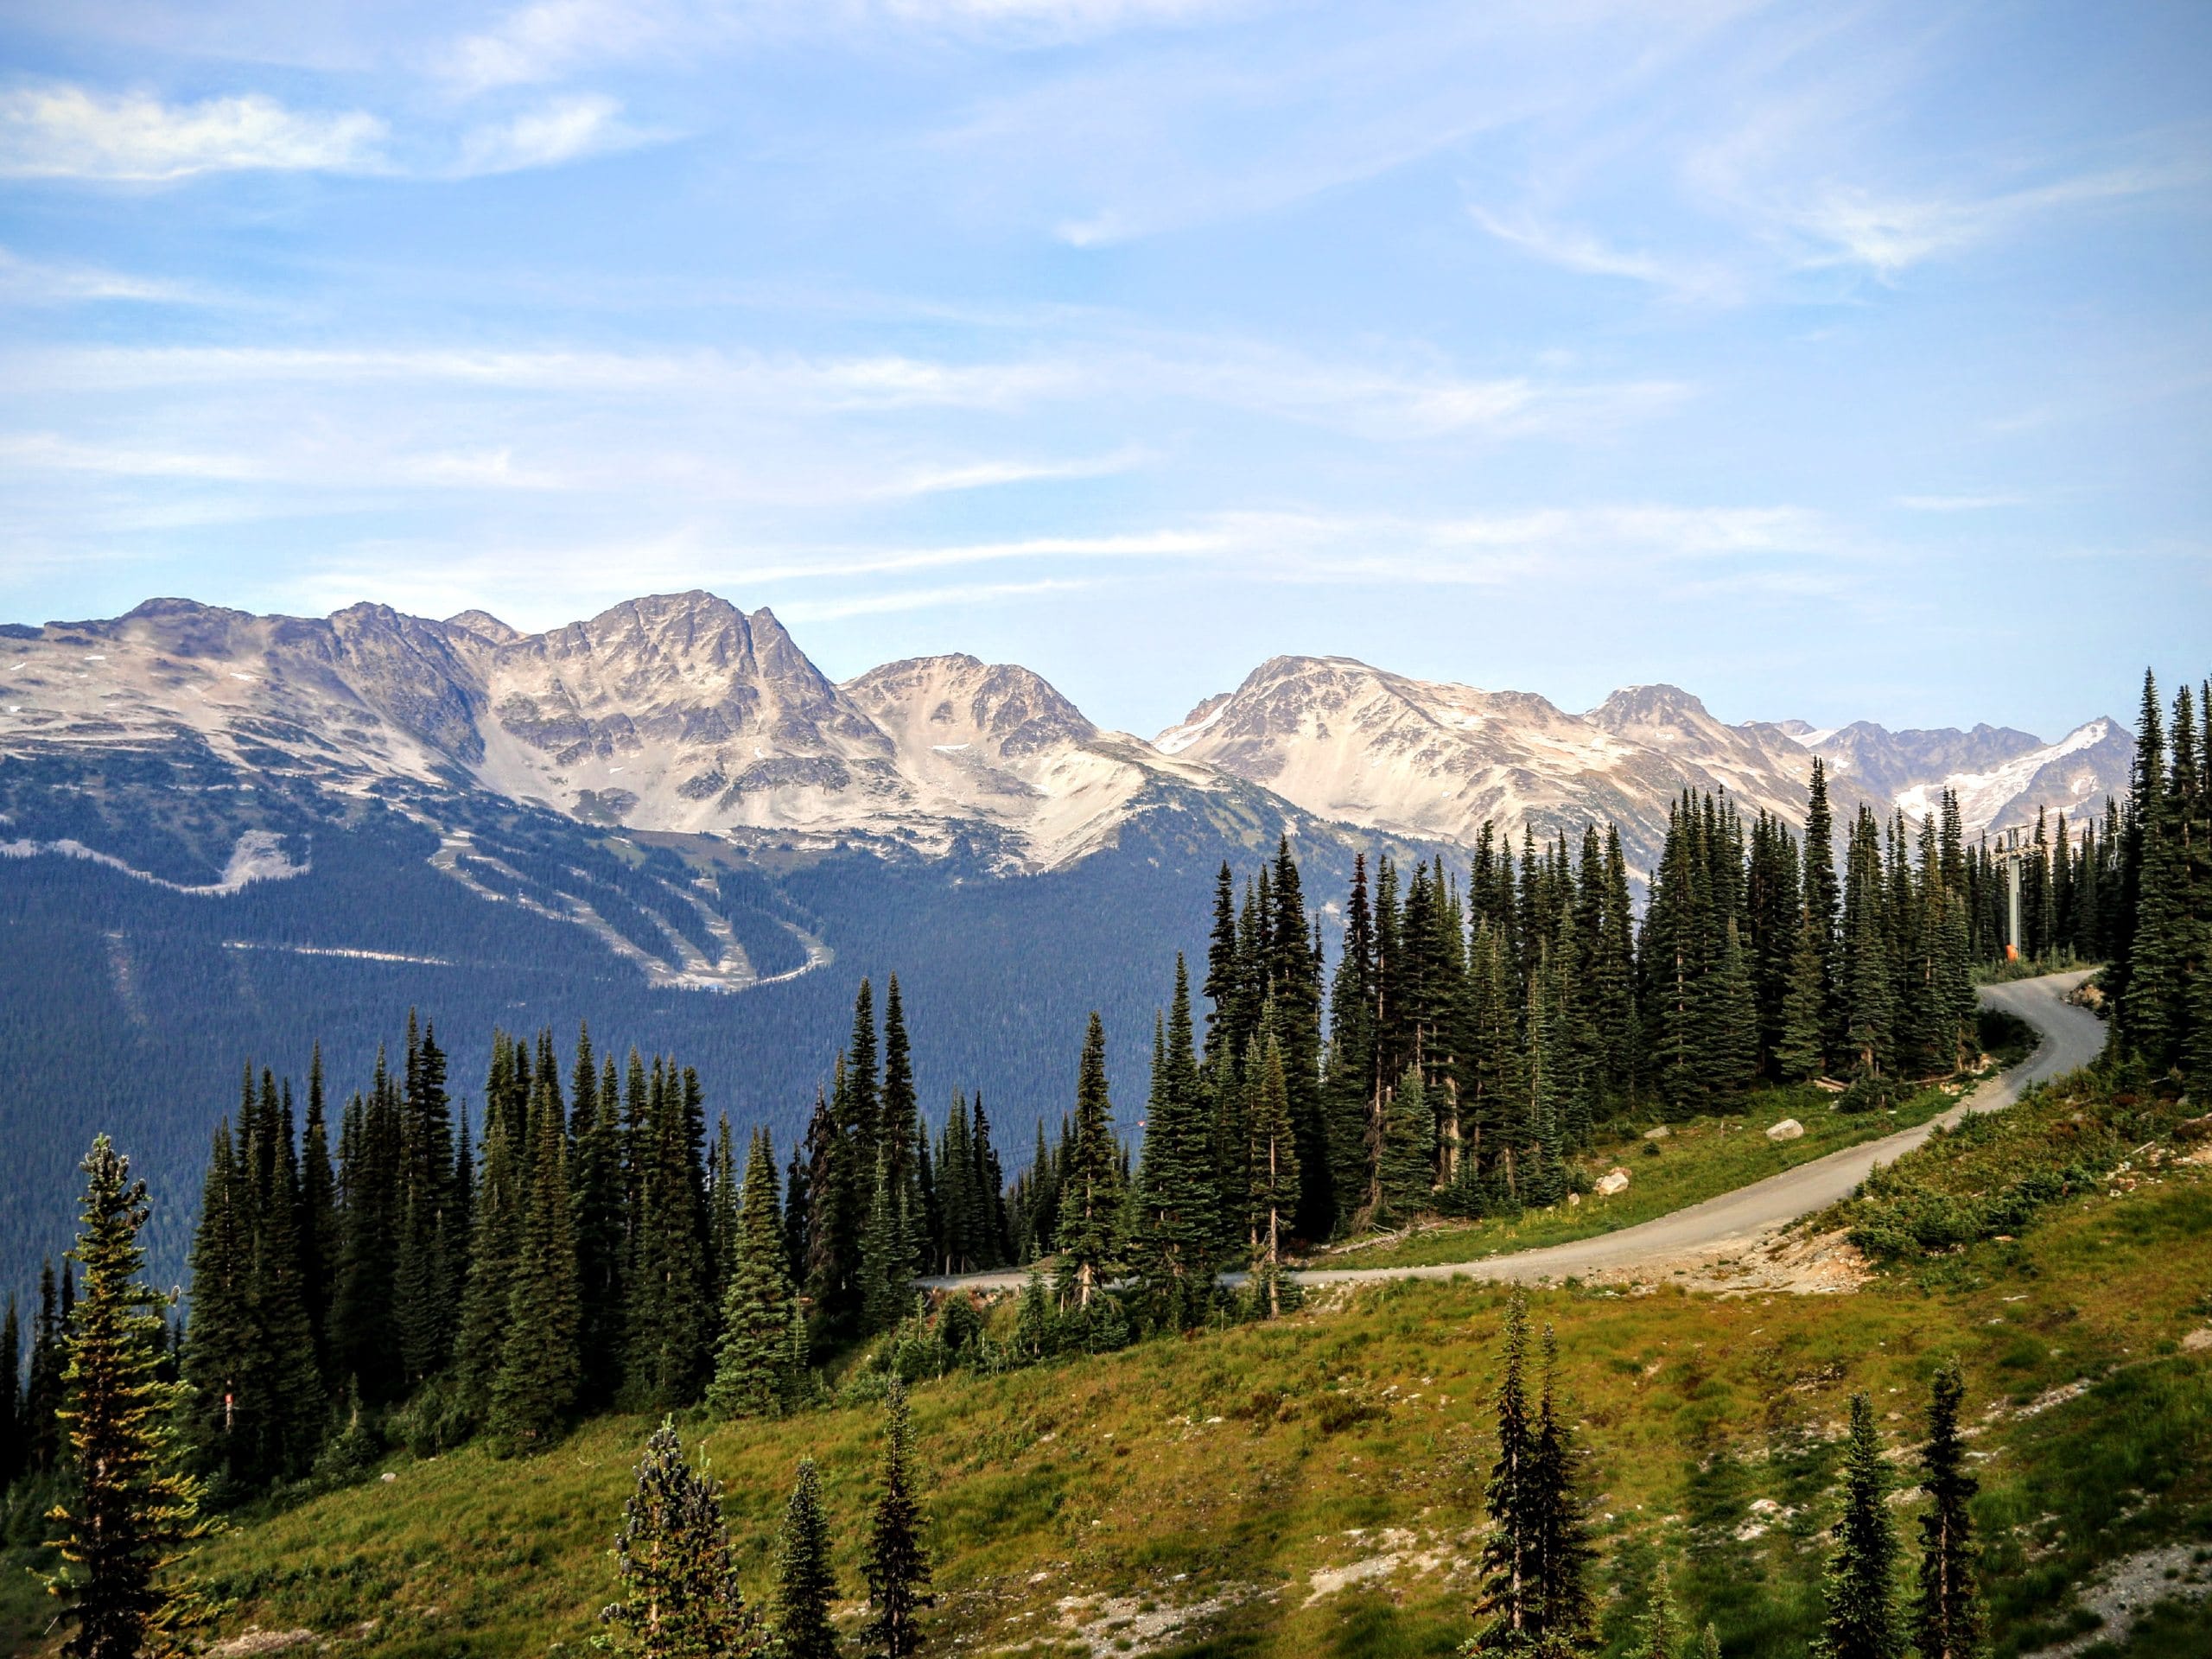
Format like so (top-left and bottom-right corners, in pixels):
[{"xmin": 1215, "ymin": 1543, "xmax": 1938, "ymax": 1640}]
[
  {"xmin": 394, "ymin": 1017, "xmax": 458, "ymax": 1388},
  {"xmin": 1245, "ymin": 1032, "xmax": 1300, "ymax": 1318},
  {"xmin": 880, "ymin": 976, "xmax": 930, "ymax": 1288},
  {"xmin": 601, "ymin": 1421, "xmax": 764, "ymax": 1659},
  {"xmin": 1054, "ymin": 1014, "xmax": 1120, "ymax": 1310},
  {"xmin": 1529, "ymin": 1325, "xmax": 1596, "ymax": 1652},
  {"xmin": 26, "ymin": 1260, "xmax": 65, "ymax": 1475},
  {"xmin": 46, "ymin": 1137, "xmax": 214, "ymax": 1659},
  {"xmin": 1913, "ymin": 1362, "xmax": 1984, "ymax": 1659},
  {"xmin": 454, "ymin": 1112, "xmax": 524, "ymax": 1426},
  {"xmin": 180, "ymin": 1122, "xmax": 251, "ymax": 1487},
  {"xmin": 859, "ymin": 1149, "xmax": 909, "ymax": 1338},
  {"xmin": 768, "ymin": 1459, "xmax": 839, "ymax": 1659},
  {"xmin": 624, "ymin": 1059, "xmax": 711, "ymax": 1411},
  {"xmin": 1135, "ymin": 958, "xmax": 1219, "ymax": 1327},
  {"xmin": 1325, "ymin": 855, "xmax": 1380, "ymax": 1229},
  {"xmin": 573, "ymin": 1030, "xmax": 628, "ymax": 1412},
  {"xmin": 332, "ymin": 1056, "xmax": 402, "ymax": 1404},
  {"xmin": 1777, "ymin": 909, "xmax": 1829, "ymax": 1083},
  {"xmin": 1376, "ymin": 1066, "xmax": 1432, "ymax": 1224},
  {"xmin": 297, "ymin": 1050, "xmax": 339, "ymax": 1386},
  {"xmin": 1471, "ymin": 1288, "xmax": 1537, "ymax": 1652},
  {"xmin": 1821, "ymin": 1393, "xmax": 1901, "ymax": 1659},
  {"xmin": 860, "ymin": 1377, "xmax": 933, "ymax": 1659},
  {"xmin": 1841, "ymin": 810, "xmax": 1897, "ymax": 1087},
  {"xmin": 710, "ymin": 1131, "xmax": 803, "ymax": 1417},
  {"xmin": 1804, "ymin": 759, "xmax": 1844, "ymax": 1067},
  {"xmin": 1637, "ymin": 1560, "xmax": 1683, "ymax": 1659},
  {"xmin": 489, "ymin": 1079, "xmax": 582, "ymax": 1452}
]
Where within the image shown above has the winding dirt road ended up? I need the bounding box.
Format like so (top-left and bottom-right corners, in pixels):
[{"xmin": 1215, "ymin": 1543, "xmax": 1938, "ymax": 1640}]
[{"xmin": 919, "ymin": 969, "xmax": 2103, "ymax": 1295}]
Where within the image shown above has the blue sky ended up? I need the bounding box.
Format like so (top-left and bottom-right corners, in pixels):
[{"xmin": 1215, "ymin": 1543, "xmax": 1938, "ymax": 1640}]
[{"xmin": 1, "ymin": 0, "xmax": 2206, "ymax": 740}]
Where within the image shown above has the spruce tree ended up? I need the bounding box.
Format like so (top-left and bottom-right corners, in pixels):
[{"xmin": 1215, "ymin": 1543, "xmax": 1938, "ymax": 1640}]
[
  {"xmin": 1376, "ymin": 1067, "xmax": 1432, "ymax": 1224},
  {"xmin": 1804, "ymin": 759, "xmax": 1844, "ymax": 1067},
  {"xmin": 859, "ymin": 1149, "xmax": 909, "ymax": 1338},
  {"xmin": 1777, "ymin": 908, "xmax": 1829, "ymax": 1083},
  {"xmin": 769, "ymin": 1459, "xmax": 839, "ymax": 1659},
  {"xmin": 454, "ymin": 1112, "xmax": 524, "ymax": 1426},
  {"xmin": 709, "ymin": 1131, "xmax": 803, "ymax": 1418},
  {"xmin": 180, "ymin": 1122, "xmax": 251, "ymax": 1488},
  {"xmin": 1054, "ymin": 1014, "xmax": 1120, "ymax": 1310},
  {"xmin": 624, "ymin": 1058, "xmax": 711, "ymax": 1411},
  {"xmin": 1246, "ymin": 1033, "xmax": 1300, "ymax": 1318},
  {"xmin": 573, "ymin": 1032, "xmax": 628, "ymax": 1412},
  {"xmin": 1637, "ymin": 1560, "xmax": 1683, "ymax": 1659},
  {"xmin": 860, "ymin": 1377, "xmax": 933, "ymax": 1659},
  {"xmin": 601, "ymin": 1421, "xmax": 764, "ymax": 1659},
  {"xmin": 1325, "ymin": 855, "xmax": 1380, "ymax": 1229},
  {"xmin": 490, "ymin": 1080, "xmax": 582, "ymax": 1453},
  {"xmin": 394, "ymin": 1017, "xmax": 458, "ymax": 1388},
  {"xmin": 1529, "ymin": 1325, "xmax": 1595, "ymax": 1651},
  {"xmin": 297, "ymin": 1050, "xmax": 339, "ymax": 1386},
  {"xmin": 26, "ymin": 1260, "xmax": 64, "ymax": 1475},
  {"xmin": 1821, "ymin": 1393, "xmax": 1901, "ymax": 1659},
  {"xmin": 46, "ymin": 1137, "xmax": 213, "ymax": 1659},
  {"xmin": 1913, "ymin": 1362, "xmax": 1984, "ymax": 1659},
  {"xmin": 1471, "ymin": 1288, "xmax": 1537, "ymax": 1652},
  {"xmin": 1135, "ymin": 958, "xmax": 1219, "ymax": 1327}
]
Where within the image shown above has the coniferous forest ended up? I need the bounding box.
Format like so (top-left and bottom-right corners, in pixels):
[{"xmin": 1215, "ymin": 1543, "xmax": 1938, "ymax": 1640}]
[{"xmin": 3, "ymin": 672, "xmax": 2209, "ymax": 1655}]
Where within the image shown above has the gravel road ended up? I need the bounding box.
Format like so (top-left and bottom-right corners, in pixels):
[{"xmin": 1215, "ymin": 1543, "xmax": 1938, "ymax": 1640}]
[{"xmin": 918, "ymin": 969, "xmax": 2104, "ymax": 1295}]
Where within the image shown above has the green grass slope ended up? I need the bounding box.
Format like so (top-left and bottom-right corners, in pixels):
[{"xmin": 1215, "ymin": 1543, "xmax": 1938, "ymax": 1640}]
[{"xmin": 9, "ymin": 1079, "xmax": 2208, "ymax": 1659}]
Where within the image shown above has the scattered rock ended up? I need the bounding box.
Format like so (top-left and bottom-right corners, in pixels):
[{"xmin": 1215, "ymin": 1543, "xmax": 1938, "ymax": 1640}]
[
  {"xmin": 1766, "ymin": 1119, "xmax": 1805, "ymax": 1143},
  {"xmin": 207, "ymin": 1631, "xmax": 318, "ymax": 1659},
  {"xmin": 1595, "ymin": 1168, "xmax": 1631, "ymax": 1197},
  {"xmin": 2029, "ymin": 1542, "xmax": 2212, "ymax": 1656},
  {"xmin": 1304, "ymin": 1529, "xmax": 1457, "ymax": 1607}
]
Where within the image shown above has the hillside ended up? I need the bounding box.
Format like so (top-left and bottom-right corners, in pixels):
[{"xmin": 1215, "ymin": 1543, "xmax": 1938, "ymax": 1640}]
[{"xmin": 10, "ymin": 1078, "xmax": 2202, "ymax": 1659}]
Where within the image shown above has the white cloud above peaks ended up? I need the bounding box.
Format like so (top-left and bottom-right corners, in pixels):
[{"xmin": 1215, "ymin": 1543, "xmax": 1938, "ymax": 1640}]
[{"xmin": 0, "ymin": 86, "xmax": 385, "ymax": 181}]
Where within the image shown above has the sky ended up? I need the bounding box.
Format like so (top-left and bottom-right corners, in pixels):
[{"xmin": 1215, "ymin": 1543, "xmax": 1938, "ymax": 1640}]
[{"xmin": 0, "ymin": 0, "xmax": 2206, "ymax": 741}]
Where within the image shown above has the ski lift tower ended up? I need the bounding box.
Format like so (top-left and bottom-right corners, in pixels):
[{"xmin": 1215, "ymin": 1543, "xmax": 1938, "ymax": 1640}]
[{"xmin": 1989, "ymin": 825, "xmax": 2034, "ymax": 962}]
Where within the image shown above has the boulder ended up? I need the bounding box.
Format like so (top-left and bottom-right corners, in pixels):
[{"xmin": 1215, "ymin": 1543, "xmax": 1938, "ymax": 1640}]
[
  {"xmin": 1594, "ymin": 1168, "xmax": 1630, "ymax": 1197},
  {"xmin": 1765, "ymin": 1118, "xmax": 1804, "ymax": 1143},
  {"xmin": 1642, "ymin": 1124, "xmax": 1671, "ymax": 1141}
]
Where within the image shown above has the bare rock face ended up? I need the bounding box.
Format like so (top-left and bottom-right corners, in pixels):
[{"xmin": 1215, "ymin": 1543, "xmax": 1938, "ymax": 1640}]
[
  {"xmin": 0, "ymin": 591, "xmax": 1251, "ymax": 873},
  {"xmin": 1156, "ymin": 658, "xmax": 1824, "ymax": 873},
  {"xmin": 1156, "ymin": 655, "xmax": 2128, "ymax": 870},
  {"xmin": 3, "ymin": 594, "xmax": 2129, "ymax": 877}
]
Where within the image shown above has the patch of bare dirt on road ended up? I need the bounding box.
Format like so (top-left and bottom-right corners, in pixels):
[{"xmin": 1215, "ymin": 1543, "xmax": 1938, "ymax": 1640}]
[{"xmin": 1584, "ymin": 1224, "xmax": 1873, "ymax": 1297}]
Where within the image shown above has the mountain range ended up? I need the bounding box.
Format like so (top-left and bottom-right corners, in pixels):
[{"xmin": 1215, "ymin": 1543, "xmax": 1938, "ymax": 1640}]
[
  {"xmin": 4, "ymin": 591, "xmax": 2127, "ymax": 883},
  {"xmin": 0, "ymin": 589, "xmax": 2131, "ymax": 1281}
]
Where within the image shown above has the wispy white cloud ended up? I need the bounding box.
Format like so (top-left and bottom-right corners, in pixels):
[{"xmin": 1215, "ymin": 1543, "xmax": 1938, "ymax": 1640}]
[
  {"xmin": 452, "ymin": 93, "xmax": 651, "ymax": 175},
  {"xmin": 882, "ymin": 448, "xmax": 1149, "ymax": 495},
  {"xmin": 776, "ymin": 575, "xmax": 1102, "ymax": 620},
  {"xmin": 1778, "ymin": 162, "xmax": 2204, "ymax": 280},
  {"xmin": 0, "ymin": 85, "xmax": 385, "ymax": 181},
  {"xmin": 8, "ymin": 335, "xmax": 1682, "ymax": 441},
  {"xmin": 1467, "ymin": 205, "xmax": 1741, "ymax": 303},
  {"xmin": 442, "ymin": 0, "xmax": 679, "ymax": 94},
  {"xmin": 1894, "ymin": 492, "xmax": 2030, "ymax": 512},
  {"xmin": 0, "ymin": 245, "xmax": 207, "ymax": 305}
]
